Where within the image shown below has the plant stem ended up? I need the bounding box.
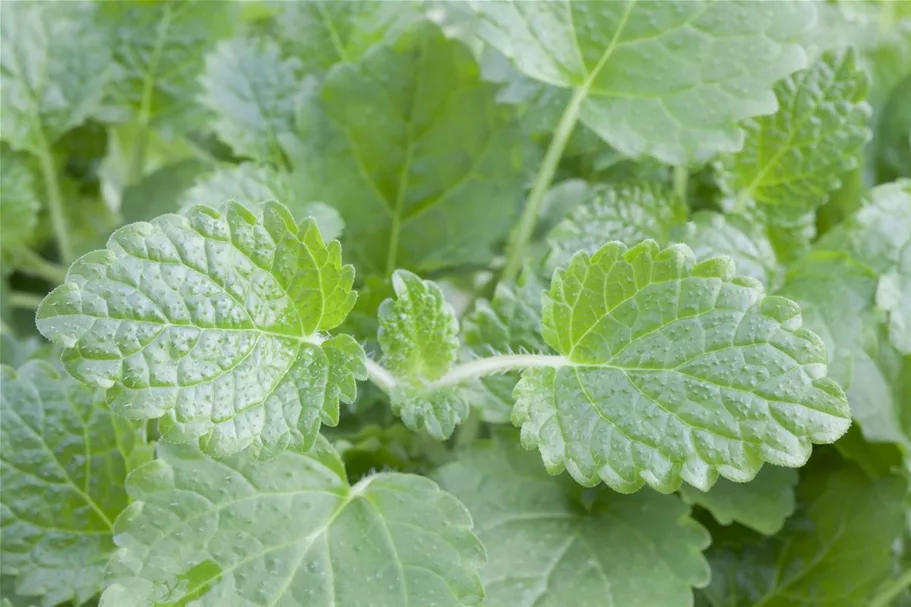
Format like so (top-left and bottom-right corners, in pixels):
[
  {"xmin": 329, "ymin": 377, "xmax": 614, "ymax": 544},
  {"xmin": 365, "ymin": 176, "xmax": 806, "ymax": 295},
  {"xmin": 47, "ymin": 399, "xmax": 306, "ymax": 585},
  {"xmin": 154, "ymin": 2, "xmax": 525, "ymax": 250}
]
[
  {"xmin": 363, "ymin": 353, "xmax": 569, "ymax": 394},
  {"xmin": 364, "ymin": 358, "xmax": 396, "ymax": 394},
  {"xmin": 673, "ymin": 165, "xmax": 688, "ymax": 206},
  {"xmin": 8, "ymin": 291, "xmax": 45, "ymax": 310},
  {"xmin": 37, "ymin": 140, "xmax": 73, "ymax": 264},
  {"xmin": 18, "ymin": 248, "xmax": 68, "ymax": 284},
  {"xmin": 500, "ymin": 85, "xmax": 587, "ymax": 284},
  {"xmin": 871, "ymin": 568, "xmax": 911, "ymax": 607}
]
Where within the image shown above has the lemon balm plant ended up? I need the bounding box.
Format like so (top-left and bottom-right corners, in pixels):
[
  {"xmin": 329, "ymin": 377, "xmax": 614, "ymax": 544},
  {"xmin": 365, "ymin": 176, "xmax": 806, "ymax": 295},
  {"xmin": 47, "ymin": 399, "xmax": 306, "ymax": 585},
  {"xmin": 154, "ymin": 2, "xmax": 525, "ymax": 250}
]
[{"xmin": 1, "ymin": 1, "xmax": 910, "ymax": 606}]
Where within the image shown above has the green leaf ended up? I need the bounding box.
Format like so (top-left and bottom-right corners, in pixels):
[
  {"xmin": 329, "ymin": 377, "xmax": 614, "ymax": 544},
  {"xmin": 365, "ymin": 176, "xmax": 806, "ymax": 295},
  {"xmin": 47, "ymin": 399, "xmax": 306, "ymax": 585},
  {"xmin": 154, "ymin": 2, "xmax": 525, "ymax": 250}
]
[
  {"xmin": 716, "ymin": 50, "xmax": 871, "ymax": 251},
  {"xmin": 35, "ymin": 202, "xmax": 366, "ymax": 457},
  {"xmin": 545, "ymin": 182, "xmax": 686, "ymax": 270},
  {"xmin": 276, "ymin": 1, "xmax": 420, "ymax": 75},
  {"xmin": 875, "ymin": 73, "xmax": 911, "ymax": 182},
  {"xmin": 434, "ymin": 431, "xmax": 710, "ymax": 607},
  {"xmin": 514, "ymin": 240, "xmax": 851, "ymax": 493},
  {"xmin": 672, "ymin": 211, "xmax": 778, "ymax": 289},
  {"xmin": 0, "ymin": 1, "xmax": 111, "ymax": 155},
  {"xmin": 679, "ymin": 466, "xmax": 798, "ymax": 535},
  {"xmin": 179, "ymin": 163, "xmax": 344, "ymax": 239},
  {"xmin": 99, "ymin": 0, "xmax": 234, "ymax": 131},
  {"xmin": 200, "ymin": 37, "xmax": 302, "ymax": 165},
  {"xmin": 288, "ymin": 21, "xmax": 527, "ymax": 275},
  {"xmin": 0, "ymin": 360, "xmax": 148, "ymax": 607},
  {"xmin": 817, "ymin": 180, "xmax": 911, "ymax": 355},
  {"xmin": 101, "ymin": 440, "xmax": 485, "ymax": 606},
  {"xmin": 778, "ymin": 251, "xmax": 909, "ymax": 448},
  {"xmin": 120, "ymin": 158, "xmax": 209, "ymax": 224},
  {"xmin": 379, "ymin": 270, "xmax": 465, "ymax": 439},
  {"xmin": 449, "ymin": 0, "xmax": 814, "ymax": 164},
  {"xmin": 0, "ymin": 146, "xmax": 40, "ymax": 269},
  {"xmin": 379, "ymin": 270, "xmax": 459, "ymax": 383},
  {"xmin": 703, "ymin": 463, "xmax": 907, "ymax": 607}
]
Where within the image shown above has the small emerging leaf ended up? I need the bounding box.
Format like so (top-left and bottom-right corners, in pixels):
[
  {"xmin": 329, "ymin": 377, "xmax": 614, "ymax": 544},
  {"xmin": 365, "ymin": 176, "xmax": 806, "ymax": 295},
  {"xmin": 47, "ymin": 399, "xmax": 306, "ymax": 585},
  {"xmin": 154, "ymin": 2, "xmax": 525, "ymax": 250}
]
[
  {"xmin": 379, "ymin": 270, "xmax": 463, "ymax": 439},
  {"xmin": 515, "ymin": 240, "xmax": 851, "ymax": 493},
  {"xmin": 36, "ymin": 202, "xmax": 365, "ymax": 457}
]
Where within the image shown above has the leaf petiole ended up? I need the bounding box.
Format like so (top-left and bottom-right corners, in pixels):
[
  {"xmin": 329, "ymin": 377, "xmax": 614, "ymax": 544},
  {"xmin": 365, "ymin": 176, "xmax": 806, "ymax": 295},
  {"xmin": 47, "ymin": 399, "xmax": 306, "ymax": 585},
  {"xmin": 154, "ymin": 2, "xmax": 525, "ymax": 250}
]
[
  {"xmin": 871, "ymin": 567, "xmax": 911, "ymax": 607},
  {"xmin": 36, "ymin": 138, "xmax": 74, "ymax": 263},
  {"xmin": 8, "ymin": 291, "xmax": 46, "ymax": 309}
]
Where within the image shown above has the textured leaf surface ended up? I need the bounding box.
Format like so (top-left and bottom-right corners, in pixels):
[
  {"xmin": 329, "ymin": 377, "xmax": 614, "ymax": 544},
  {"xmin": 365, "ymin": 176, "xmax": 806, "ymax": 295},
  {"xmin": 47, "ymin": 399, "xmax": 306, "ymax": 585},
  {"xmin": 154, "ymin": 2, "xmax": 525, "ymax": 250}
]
[
  {"xmin": 434, "ymin": 432, "xmax": 710, "ymax": 607},
  {"xmin": 379, "ymin": 270, "xmax": 459, "ymax": 383},
  {"xmin": 379, "ymin": 270, "xmax": 463, "ymax": 438},
  {"xmin": 101, "ymin": 441, "xmax": 485, "ymax": 606},
  {"xmin": 35, "ymin": 202, "xmax": 365, "ymax": 457},
  {"xmin": 673, "ymin": 211, "xmax": 778, "ymax": 289},
  {"xmin": 100, "ymin": 0, "xmax": 232, "ymax": 130},
  {"xmin": 289, "ymin": 21, "xmax": 527, "ymax": 275},
  {"xmin": 179, "ymin": 163, "xmax": 344, "ymax": 239},
  {"xmin": 717, "ymin": 51, "xmax": 870, "ymax": 225},
  {"xmin": 703, "ymin": 464, "xmax": 907, "ymax": 607},
  {"xmin": 0, "ymin": 361, "xmax": 147, "ymax": 607},
  {"xmin": 817, "ymin": 180, "xmax": 911, "ymax": 355},
  {"xmin": 201, "ymin": 37, "xmax": 302, "ymax": 164},
  {"xmin": 679, "ymin": 466, "xmax": 797, "ymax": 535},
  {"xmin": 452, "ymin": 0, "xmax": 813, "ymax": 163},
  {"xmin": 0, "ymin": 147, "xmax": 39, "ymax": 267},
  {"xmin": 514, "ymin": 240, "xmax": 851, "ymax": 493},
  {"xmin": 276, "ymin": 1, "xmax": 420, "ymax": 75},
  {"xmin": 777, "ymin": 252, "xmax": 909, "ymax": 448},
  {"xmin": 546, "ymin": 182, "xmax": 685, "ymax": 270},
  {"xmin": 0, "ymin": 1, "xmax": 110, "ymax": 155}
]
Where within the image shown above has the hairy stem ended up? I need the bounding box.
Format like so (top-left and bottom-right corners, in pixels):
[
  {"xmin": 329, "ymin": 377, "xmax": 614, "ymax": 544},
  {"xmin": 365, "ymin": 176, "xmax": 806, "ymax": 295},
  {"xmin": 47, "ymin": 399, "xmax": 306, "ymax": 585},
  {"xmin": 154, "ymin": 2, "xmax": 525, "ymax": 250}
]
[
  {"xmin": 871, "ymin": 567, "xmax": 911, "ymax": 607},
  {"xmin": 365, "ymin": 358, "xmax": 397, "ymax": 394},
  {"xmin": 365, "ymin": 353, "xmax": 568, "ymax": 394},
  {"xmin": 500, "ymin": 86, "xmax": 587, "ymax": 284},
  {"xmin": 37, "ymin": 140, "xmax": 73, "ymax": 264},
  {"xmin": 8, "ymin": 291, "xmax": 45, "ymax": 309},
  {"xmin": 18, "ymin": 248, "xmax": 68, "ymax": 284}
]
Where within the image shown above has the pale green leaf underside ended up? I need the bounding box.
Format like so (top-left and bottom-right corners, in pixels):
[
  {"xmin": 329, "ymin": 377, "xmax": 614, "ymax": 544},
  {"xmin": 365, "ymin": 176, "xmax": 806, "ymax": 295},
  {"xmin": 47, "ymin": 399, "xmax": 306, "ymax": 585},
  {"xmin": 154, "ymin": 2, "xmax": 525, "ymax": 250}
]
[
  {"xmin": 0, "ymin": 147, "xmax": 40, "ymax": 264},
  {"xmin": 101, "ymin": 441, "xmax": 485, "ymax": 606},
  {"xmin": 546, "ymin": 182, "xmax": 686, "ymax": 270},
  {"xmin": 718, "ymin": 50, "xmax": 870, "ymax": 218},
  {"xmin": 514, "ymin": 240, "xmax": 851, "ymax": 493},
  {"xmin": 201, "ymin": 37, "xmax": 301, "ymax": 164},
  {"xmin": 35, "ymin": 202, "xmax": 364, "ymax": 457},
  {"xmin": 673, "ymin": 211, "xmax": 778, "ymax": 289},
  {"xmin": 457, "ymin": 0, "xmax": 813, "ymax": 163},
  {"xmin": 678, "ymin": 465, "xmax": 797, "ymax": 535},
  {"xmin": 434, "ymin": 432, "xmax": 710, "ymax": 607},
  {"xmin": 817, "ymin": 180, "xmax": 911, "ymax": 355},
  {"xmin": 0, "ymin": 361, "xmax": 144, "ymax": 607},
  {"xmin": 289, "ymin": 21, "xmax": 527, "ymax": 275},
  {"xmin": 703, "ymin": 465, "xmax": 907, "ymax": 607},
  {"xmin": 0, "ymin": 1, "xmax": 109, "ymax": 155},
  {"xmin": 179, "ymin": 162, "xmax": 344, "ymax": 239}
]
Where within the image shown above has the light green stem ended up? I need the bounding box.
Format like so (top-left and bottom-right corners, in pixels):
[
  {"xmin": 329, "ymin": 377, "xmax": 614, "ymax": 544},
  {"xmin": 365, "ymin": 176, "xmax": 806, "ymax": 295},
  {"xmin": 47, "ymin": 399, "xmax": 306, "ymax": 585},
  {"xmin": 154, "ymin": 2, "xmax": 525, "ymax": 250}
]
[
  {"xmin": 871, "ymin": 568, "xmax": 911, "ymax": 607},
  {"xmin": 18, "ymin": 248, "xmax": 68, "ymax": 284},
  {"xmin": 364, "ymin": 353, "xmax": 568, "ymax": 394},
  {"xmin": 37, "ymin": 141, "xmax": 73, "ymax": 264},
  {"xmin": 673, "ymin": 165, "xmax": 688, "ymax": 206},
  {"xmin": 500, "ymin": 85, "xmax": 587, "ymax": 284},
  {"xmin": 8, "ymin": 291, "xmax": 45, "ymax": 309}
]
